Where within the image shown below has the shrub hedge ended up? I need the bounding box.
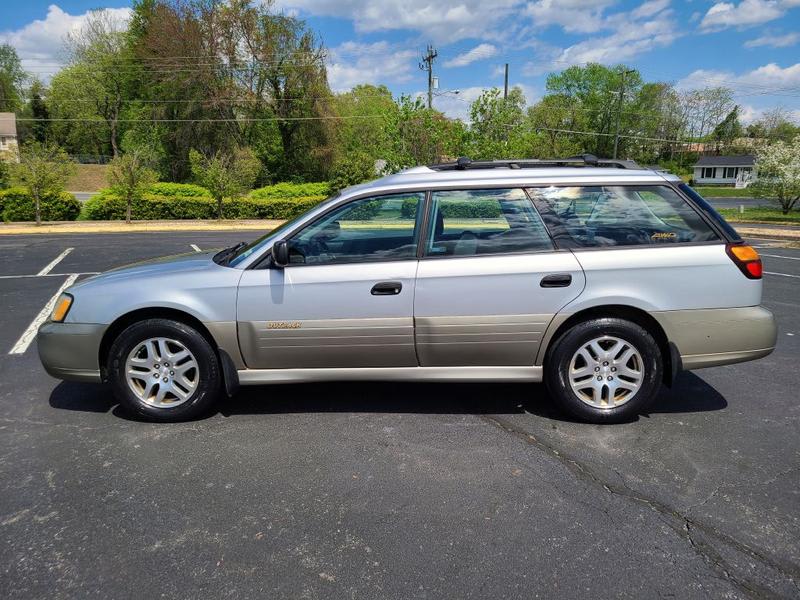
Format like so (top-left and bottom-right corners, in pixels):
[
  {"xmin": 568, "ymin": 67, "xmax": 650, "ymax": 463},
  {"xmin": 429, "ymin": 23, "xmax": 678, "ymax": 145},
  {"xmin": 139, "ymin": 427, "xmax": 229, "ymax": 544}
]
[
  {"xmin": 0, "ymin": 187, "xmax": 81, "ymax": 222},
  {"xmin": 250, "ymin": 182, "xmax": 330, "ymax": 200},
  {"xmin": 401, "ymin": 198, "xmax": 501, "ymax": 219},
  {"xmin": 147, "ymin": 182, "xmax": 211, "ymax": 197},
  {"xmin": 83, "ymin": 191, "xmax": 327, "ymax": 221}
]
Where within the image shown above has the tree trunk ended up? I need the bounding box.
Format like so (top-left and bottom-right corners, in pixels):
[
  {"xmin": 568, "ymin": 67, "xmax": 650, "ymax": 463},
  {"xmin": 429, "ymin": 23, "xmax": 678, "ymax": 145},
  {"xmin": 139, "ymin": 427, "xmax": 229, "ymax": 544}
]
[
  {"xmin": 217, "ymin": 197, "xmax": 223, "ymax": 220},
  {"xmin": 34, "ymin": 192, "xmax": 41, "ymax": 226},
  {"xmin": 126, "ymin": 194, "xmax": 132, "ymax": 224}
]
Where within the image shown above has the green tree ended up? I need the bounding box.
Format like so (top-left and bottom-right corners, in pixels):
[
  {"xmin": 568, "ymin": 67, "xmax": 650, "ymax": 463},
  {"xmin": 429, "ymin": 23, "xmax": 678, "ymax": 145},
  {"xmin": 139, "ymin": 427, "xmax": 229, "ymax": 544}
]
[
  {"xmin": 12, "ymin": 142, "xmax": 75, "ymax": 225},
  {"xmin": 0, "ymin": 44, "xmax": 26, "ymax": 113},
  {"xmin": 545, "ymin": 64, "xmax": 644, "ymax": 158},
  {"xmin": 524, "ymin": 94, "xmax": 588, "ymax": 158},
  {"xmin": 711, "ymin": 106, "xmax": 743, "ymax": 153},
  {"xmin": 107, "ymin": 150, "xmax": 158, "ymax": 224},
  {"xmin": 189, "ymin": 148, "xmax": 260, "ymax": 219},
  {"xmin": 329, "ymin": 152, "xmax": 375, "ymax": 192},
  {"xmin": 390, "ymin": 95, "xmax": 465, "ymax": 168},
  {"xmin": 467, "ymin": 87, "xmax": 526, "ymax": 159},
  {"xmin": 751, "ymin": 136, "xmax": 800, "ymax": 215}
]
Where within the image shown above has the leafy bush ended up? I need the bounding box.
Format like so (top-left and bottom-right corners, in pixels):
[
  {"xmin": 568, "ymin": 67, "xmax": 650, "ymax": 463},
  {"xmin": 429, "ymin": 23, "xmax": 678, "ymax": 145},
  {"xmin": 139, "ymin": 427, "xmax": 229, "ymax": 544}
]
[
  {"xmin": 329, "ymin": 153, "xmax": 374, "ymax": 192},
  {"xmin": 83, "ymin": 191, "xmax": 327, "ymax": 221},
  {"xmin": 148, "ymin": 182, "xmax": 211, "ymax": 197},
  {"xmin": 440, "ymin": 200, "xmax": 501, "ymax": 218},
  {"xmin": 0, "ymin": 187, "xmax": 81, "ymax": 222},
  {"xmin": 250, "ymin": 181, "xmax": 331, "ymax": 200}
]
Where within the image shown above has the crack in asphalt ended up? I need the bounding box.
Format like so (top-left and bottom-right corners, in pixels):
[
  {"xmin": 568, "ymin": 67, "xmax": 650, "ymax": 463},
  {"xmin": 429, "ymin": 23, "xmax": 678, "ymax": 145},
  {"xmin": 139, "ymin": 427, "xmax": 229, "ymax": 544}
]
[{"xmin": 481, "ymin": 414, "xmax": 800, "ymax": 600}]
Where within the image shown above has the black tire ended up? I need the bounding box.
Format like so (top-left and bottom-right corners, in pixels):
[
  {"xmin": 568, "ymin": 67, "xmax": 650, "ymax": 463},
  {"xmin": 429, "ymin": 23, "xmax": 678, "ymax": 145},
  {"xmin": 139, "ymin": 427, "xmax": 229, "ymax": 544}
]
[
  {"xmin": 544, "ymin": 317, "xmax": 663, "ymax": 424},
  {"xmin": 107, "ymin": 318, "xmax": 222, "ymax": 422}
]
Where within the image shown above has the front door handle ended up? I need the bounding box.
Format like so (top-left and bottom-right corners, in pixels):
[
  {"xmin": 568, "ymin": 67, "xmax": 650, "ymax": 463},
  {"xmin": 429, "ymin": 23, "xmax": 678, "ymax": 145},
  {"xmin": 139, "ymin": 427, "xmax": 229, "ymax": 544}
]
[
  {"xmin": 371, "ymin": 281, "xmax": 403, "ymax": 296},
  {"xmin": 540, "ymin": 274, "xmax": 572, "ymax": 288}
]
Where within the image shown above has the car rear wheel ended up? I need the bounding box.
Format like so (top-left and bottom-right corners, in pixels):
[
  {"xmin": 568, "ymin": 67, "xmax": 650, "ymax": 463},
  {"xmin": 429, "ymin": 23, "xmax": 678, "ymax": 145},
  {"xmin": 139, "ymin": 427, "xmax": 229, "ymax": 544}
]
[
  {"xmin": 545, "ymin": 317, "xmax": 663, "ymax": 423},
  {"xmin": 108, "ymin": 318, "xmax": 221, "ymax": 422}
]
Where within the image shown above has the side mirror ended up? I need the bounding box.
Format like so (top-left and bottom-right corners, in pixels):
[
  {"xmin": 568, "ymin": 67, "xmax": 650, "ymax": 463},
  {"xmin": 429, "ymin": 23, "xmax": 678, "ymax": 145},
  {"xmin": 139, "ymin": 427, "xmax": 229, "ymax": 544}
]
[{"xmin": 272, "ymin": 240, "xmax": 289, "ymax": 268}]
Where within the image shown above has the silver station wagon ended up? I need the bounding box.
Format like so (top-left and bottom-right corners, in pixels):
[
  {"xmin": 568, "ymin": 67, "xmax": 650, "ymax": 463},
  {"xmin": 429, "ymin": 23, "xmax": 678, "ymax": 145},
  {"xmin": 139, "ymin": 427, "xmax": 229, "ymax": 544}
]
[{"xmin": 38, "ymin": 155, "xmax": 777, "ymax": 423}]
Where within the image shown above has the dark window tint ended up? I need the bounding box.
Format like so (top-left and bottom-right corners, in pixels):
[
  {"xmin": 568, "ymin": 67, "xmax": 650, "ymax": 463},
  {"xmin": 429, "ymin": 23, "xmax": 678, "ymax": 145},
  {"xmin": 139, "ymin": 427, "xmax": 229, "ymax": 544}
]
[
  {"xmin": 424, "ymin": 188, "xmax": 554, "ymax": 257},
  {"xmin": 286, "ymin": 193, "xmax": 423, "ymax": 264},
  {"xmin": 528, "ymin": 185, "xmax": 720, "ymax": 248},
  {"xmin": 678, "ymin": 183, "xmax": 741, "ymax": 241}
]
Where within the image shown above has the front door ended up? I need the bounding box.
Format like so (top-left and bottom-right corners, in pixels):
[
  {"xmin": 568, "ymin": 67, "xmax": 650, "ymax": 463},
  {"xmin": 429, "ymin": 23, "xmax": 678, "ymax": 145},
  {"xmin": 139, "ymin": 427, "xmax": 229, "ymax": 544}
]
[
  {"xmin": 237, "ymin": 192, "xmax": 425, "ymax": 369},
  {"xmin": 414, "ymin": 188, "xmax": 585, "ymax": 366}
]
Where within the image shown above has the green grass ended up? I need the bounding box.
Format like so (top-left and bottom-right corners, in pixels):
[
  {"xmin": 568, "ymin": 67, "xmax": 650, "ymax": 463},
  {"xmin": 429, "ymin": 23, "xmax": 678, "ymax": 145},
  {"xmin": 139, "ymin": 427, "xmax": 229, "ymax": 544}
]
[
  {"xmin": 718, "ymin": 207, "xmax": 800, "ymax": 225},
  {"xmin": 693, "ymin": 186, "xmax": 751, "ymax": 198}
]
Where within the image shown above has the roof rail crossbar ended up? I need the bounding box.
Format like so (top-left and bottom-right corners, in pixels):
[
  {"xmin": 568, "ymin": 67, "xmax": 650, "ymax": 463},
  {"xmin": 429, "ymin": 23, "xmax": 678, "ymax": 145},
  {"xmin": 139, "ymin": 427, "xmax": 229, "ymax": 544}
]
[{"xmin": 429, "ymin": 154, "xmax": 641, "ymax": 171}]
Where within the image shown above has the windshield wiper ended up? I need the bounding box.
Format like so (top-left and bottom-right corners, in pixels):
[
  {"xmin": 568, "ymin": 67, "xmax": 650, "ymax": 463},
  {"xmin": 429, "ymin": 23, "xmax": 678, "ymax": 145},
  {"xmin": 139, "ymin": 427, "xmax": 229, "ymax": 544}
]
[{"xmin": 213, "ymin": 241, "xmax": 246, "ymax": 266}]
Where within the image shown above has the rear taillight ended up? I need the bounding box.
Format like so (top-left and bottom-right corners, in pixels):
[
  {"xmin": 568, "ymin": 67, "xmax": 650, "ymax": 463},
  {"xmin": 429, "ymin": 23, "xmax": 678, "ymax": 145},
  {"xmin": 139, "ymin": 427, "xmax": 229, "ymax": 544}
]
[{"xmin": 726, "ymin": 243, "xmax": 762, "ymax": 279}]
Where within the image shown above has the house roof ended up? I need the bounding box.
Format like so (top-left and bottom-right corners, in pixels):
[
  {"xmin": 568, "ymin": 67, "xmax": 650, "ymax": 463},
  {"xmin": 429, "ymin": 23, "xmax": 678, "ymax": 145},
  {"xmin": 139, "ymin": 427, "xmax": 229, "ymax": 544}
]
[
  {"xmin": 695, "ymin": 155, "xmax": 755, "ymax": 167},
  {"xmin": 0, "ymin": 113, "xmax": 17, "ymax": 137}
]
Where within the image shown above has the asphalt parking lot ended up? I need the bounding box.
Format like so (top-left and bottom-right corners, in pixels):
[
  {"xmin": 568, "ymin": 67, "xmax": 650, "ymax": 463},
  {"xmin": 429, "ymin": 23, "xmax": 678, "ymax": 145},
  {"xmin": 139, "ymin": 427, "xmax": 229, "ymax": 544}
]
[{"xmin": 1, "ymin": 230, "xmax": 798, "ymax": 599}]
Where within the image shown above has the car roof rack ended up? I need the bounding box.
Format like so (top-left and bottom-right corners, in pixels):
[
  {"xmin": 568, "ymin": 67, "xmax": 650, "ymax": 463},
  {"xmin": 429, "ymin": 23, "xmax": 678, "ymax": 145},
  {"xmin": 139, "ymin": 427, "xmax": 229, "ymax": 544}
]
[{"xmin": 429, "ymin": 154, "xmax": 641, "ymax": 171}]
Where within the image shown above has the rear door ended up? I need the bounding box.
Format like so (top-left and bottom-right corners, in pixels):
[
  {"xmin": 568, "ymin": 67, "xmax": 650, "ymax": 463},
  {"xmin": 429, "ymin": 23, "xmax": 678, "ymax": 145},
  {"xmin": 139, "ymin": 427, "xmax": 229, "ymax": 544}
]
[
  {"xmin": 413, "ymin": 188, "xmax": 585, "ymax": 366},
  {"xmin": 237, "ymin": 192, "xmax": 424, "ymax": 369}
]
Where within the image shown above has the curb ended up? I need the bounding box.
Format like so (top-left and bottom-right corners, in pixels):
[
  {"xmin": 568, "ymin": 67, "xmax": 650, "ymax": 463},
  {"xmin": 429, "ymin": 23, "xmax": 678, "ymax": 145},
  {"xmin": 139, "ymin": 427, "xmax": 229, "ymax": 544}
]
[{"xmin": 0, "ymin": 220, "xmax": 284, "ymax": 235}]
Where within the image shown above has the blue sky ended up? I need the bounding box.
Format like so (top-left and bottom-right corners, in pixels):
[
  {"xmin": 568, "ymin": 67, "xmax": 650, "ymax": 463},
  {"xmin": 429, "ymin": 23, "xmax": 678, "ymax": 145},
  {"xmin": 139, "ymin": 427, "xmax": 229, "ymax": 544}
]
[{"xmin": 2, "ymin": 1, "xmax": 799, "ymax": 121}]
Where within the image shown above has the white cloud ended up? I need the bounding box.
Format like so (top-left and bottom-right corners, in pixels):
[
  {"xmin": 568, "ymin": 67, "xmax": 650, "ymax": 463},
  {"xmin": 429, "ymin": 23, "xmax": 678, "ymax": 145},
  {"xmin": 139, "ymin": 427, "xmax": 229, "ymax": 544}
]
[
  {"xmin": 326, "ymin": 41, "xmax": 417, "ymax": 92},
  {"xmin": 744, "ymin": 32, "xmax": 800, "ymax": 47},
  {"xmin": 0, "ymin": 4, "xmax": 131, "ymax": 76},
  {"xmin": 276, "ymin": 0, "xmax": 519, "ymax": 43},
  {"xmin": 524, "ymin": 0, "xmax": 615, "ymax": 34},
  {"xmin": 677, "ymin": 63, "xmax": 800, "ymax": 92},
  {"xmin": 443, "ymin": 44, "xmax": 498, "ymax": 68},
  {"xmin": 428, "ymin": 83, "xmax": 538, "ymax": 121},
  {"xmin": 525, "ymin": 4, "xmax": 680, "ymax": 72},
  {"xmin": 699, "ymin": 0, "xmax": 787, "ymax": 32}
]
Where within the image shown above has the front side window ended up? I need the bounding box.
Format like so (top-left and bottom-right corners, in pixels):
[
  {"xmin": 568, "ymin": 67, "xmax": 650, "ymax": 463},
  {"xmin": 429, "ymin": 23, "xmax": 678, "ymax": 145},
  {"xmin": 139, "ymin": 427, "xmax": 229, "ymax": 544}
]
[
  {"xmin": 528, "ymin": 185, "xmax": 720, "ymax": 248},
  {"xmin": 285, "ymin": 192, "xmax": 424, "ymax": 265},
  {"xmin": 425, "ymin": 188, "xmax": 553, "ymax": 257}
]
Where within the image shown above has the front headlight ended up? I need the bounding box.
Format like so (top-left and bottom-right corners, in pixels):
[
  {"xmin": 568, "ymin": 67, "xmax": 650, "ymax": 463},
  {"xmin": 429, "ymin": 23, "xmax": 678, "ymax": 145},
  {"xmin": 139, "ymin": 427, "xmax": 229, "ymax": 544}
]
[{"xmin": 51, "ymin": 293, "xmax": 73, "ymax": 322}]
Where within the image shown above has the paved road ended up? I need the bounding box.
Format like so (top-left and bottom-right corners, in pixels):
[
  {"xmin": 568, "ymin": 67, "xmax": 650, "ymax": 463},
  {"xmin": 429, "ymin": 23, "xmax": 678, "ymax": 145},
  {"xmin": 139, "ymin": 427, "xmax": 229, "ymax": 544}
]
[{"xmin": 0, "ymin": 231, "xmax": 798, "ymax": 599}]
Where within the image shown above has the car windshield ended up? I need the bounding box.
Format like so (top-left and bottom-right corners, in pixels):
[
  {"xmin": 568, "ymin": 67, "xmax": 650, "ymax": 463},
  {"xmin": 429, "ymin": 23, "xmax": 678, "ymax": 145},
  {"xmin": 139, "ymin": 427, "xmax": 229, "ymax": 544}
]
[{"xmin": 226, "ymin": 192, "xmax": 341, "ymax": 267}]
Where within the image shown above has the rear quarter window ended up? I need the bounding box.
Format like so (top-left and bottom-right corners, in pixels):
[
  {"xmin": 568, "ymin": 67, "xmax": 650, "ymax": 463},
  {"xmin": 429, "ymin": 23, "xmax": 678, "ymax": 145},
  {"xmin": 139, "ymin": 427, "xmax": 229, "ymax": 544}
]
[{"xmin": 527, "ymin": 185, "xmax": 721, "ymax": 248}]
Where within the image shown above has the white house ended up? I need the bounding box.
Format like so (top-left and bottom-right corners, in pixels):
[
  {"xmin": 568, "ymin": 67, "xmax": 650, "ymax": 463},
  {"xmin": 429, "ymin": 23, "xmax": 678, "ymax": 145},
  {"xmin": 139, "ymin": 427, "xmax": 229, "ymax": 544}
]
[
  {"xmin": 0, "ymin": 113, "xmax": 19, "ymax": 160},
  {"xmin": 693, "ymin": 155, "xmax": 756, "ymax": 187}
]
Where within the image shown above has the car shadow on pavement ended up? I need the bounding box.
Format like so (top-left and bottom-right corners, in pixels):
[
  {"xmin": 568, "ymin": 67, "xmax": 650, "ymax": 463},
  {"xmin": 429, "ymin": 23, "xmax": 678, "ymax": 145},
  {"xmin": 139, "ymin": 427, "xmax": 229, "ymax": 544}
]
[{"xmin": 48, "ymin": 372, "xmax": 727, "ymax": 423}]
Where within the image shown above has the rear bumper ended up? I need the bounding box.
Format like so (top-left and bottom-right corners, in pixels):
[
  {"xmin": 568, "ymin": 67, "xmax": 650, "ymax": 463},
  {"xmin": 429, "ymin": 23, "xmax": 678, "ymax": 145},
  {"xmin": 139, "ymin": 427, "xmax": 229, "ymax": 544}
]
[
  {"xmin": 652, "ymin": 306, "xmax": 777, "ymax": 370},
  {"xmin": 37, "ymin": 322, "xmax": 106, "ymax": 383}
]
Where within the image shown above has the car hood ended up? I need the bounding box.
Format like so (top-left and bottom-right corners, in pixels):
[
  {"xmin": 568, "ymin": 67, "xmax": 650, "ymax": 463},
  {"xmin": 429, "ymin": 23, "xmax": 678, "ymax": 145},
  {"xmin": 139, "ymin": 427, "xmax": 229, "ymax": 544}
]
[{"xmin": 70, "ymin": 250, "xmax": 226, "ymax": 290}]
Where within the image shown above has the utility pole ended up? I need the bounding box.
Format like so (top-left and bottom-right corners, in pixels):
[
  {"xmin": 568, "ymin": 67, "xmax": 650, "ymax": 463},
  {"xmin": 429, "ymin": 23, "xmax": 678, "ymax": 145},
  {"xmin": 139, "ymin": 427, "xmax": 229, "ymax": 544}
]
[
  {"xmin": 503, "ymin": 63, "xmax": 509, "ymax": 100},
  {"xmin": 613, "ymin": 68, "xmax": 636, "ymax": 159},
  {"xmin": 419, "ymin": 45, "xmax": 438, "ymax": 109}
]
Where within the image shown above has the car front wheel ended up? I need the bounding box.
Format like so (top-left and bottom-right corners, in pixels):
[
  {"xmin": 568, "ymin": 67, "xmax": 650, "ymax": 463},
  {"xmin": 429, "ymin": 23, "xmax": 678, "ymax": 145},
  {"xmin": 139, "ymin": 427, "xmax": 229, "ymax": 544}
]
[
  {"xmin": 107, "ymin": 318, "xmax": 222, "ymax": 422},
  {"xmin": 545, "ymin": 317, "xmax": 663, "ymax": 423}
]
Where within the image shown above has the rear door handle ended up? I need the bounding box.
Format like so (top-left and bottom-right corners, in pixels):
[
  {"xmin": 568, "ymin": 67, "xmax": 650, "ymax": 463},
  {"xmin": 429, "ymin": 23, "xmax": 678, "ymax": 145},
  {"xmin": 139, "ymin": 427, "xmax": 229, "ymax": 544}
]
[
  {"xmin": 371, "ymin": 281, "xmax": 403, "ymax": 295},
  {"xmin": 540, "ymin": 274, "xmax": 572, "ymax": 288}
]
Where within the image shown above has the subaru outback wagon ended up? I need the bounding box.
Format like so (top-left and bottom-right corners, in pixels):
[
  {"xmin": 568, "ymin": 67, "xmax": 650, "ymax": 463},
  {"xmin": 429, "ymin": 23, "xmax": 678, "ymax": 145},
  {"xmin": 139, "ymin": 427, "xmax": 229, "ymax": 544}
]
[{"xmin": 38, "ymin": 155, "xmax": 777, "ymax": 423}]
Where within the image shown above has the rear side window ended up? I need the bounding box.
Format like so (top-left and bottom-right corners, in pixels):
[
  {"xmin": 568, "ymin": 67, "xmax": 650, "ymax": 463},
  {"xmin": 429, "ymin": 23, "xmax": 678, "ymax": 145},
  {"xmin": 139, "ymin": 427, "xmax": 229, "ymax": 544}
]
[
  {"xmin": 678, "ymin": 183, "xmax": 741, "ymax": 242},
  {"xmin": 425, "ymin": 188, "xmax": 554, "ymax": 257},
  {"xmin": 527, "ymin": 185, "xmax": 720, "ymax": 248}
]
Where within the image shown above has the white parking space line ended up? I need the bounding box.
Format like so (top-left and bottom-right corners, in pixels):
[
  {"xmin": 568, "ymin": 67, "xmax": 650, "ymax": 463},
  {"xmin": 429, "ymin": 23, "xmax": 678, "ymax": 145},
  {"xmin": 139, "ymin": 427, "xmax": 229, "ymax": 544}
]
[
  {"xmin": 190, "ymin": 244, "xmax": 201, "ymax": 252},
  {"xmin": 764, "ymin": 271, "xmax": 800, "ymax": 279},
  {"xmin": 761, "ymin": 254, "xmax": 800, "ymax": 261},
  {"xmin": 9, "ymin": 274, "xmax": 79, "ymax": 355},
  {"xmin": 37, "ymin": 248, "xmax": 73, "ymax": 276},
  {"xmin": 0, "ymin": 272, "xmax": 98, "ymax": 280}
]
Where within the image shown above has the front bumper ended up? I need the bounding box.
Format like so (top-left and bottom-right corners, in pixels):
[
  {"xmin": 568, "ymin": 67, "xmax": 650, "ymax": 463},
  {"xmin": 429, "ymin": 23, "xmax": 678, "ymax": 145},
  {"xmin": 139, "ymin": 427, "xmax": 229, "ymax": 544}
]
[
  {"xmin": 652, "ymin": 306, "xmax": 777, "ymax": 370},
  {"xmin": 37, "ymin": 322, "xmax": 107, "ymax": 383}
]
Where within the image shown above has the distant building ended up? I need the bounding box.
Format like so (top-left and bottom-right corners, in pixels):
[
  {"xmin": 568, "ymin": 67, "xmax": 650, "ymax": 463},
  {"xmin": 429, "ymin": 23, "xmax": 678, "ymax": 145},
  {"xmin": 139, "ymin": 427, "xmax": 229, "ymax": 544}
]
[
  {"xmin": 693, "ymin": 155, "xmax": 756, "ymax": 187},
  {"xmin": 0, "ymin": 113, "xmax": 19, "ymax": 161}
]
